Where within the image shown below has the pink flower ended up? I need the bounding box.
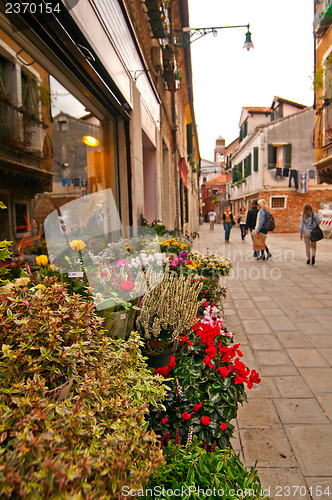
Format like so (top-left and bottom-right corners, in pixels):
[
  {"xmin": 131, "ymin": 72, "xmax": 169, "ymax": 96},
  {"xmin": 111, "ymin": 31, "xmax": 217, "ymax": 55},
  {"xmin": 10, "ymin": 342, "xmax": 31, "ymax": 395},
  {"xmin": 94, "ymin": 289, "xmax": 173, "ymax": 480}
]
[{"xmin": 201, "ymin": 416, "xmax": 211, "ymax": 426}]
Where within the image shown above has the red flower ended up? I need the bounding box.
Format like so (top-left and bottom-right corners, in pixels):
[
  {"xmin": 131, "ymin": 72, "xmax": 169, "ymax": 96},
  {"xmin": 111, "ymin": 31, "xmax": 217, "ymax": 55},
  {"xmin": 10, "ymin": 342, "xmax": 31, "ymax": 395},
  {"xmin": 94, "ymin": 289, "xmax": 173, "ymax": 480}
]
[
  {"xmin": 220, "ymin": 422, "xmax": 227, "ymax": 431},
  {"xmin": 182, "ymin": 412, "xmax": 191, "ymax": 421},
  {"xmin": 161, "ymin": 417, "xmax": 168, "ymax": 424},
  {"xmin": 180, "ymin": 335, "xmax": 193, "ymax": 347},
  {"xmin": 201, "ymin": 416, "xmax": 211, "ymax": 426},
  {"xmin": 205, "ymin": 344, "xmax": 217, "ymax": 359},
  {"xmin": 193, "ymin": 402, "xmax": 202, "ymax": 414},
  {"xmin": 234, "ymin": 375, "xmax": 245, "ymax": 384},
  {"xmin": 218, "ymin": 366, "xmax": 229, "ymax": 377},
  {"xmin": 154, "ymin": 355, "xmax": 176, "ymax": 377},
  {"xmin": 118, "ymin": 280, "xmax": 135, "ymax": 291},
  {"xmin": 100, "ymin": 271, "xmax": 108, "ymax": 278}
]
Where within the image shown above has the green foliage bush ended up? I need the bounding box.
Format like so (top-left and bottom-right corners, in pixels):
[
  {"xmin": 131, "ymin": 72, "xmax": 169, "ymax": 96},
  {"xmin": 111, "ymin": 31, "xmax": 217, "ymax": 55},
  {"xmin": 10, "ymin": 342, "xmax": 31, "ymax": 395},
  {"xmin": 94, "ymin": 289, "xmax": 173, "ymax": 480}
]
[
  {"xmin": 0, "ymin": 279, "xmax": 166, "ymax": 499},
  {"xmin": 143, "ymin": 438, "xmax": 267, "ymax": 499}
]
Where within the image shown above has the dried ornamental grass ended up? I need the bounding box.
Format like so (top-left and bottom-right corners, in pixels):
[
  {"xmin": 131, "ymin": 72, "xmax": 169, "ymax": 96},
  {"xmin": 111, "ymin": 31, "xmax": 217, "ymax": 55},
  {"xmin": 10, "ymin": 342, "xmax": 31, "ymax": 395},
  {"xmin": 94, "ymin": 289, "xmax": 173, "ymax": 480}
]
[{"xmin": 136, "ymin": 273, "xmax": 203, "ymax": 342}]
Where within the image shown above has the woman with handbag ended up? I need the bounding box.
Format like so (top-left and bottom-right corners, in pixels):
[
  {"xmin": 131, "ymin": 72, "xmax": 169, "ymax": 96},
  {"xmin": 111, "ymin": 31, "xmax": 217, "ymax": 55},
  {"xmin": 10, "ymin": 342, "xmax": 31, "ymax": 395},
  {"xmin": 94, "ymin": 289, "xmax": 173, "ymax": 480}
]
[
  {"xmin": 300, "ymin": 203, "xmax": 322, "ymax": 265},
  {"xmin": 254, "ymin": 199, "xmax": 272, "ymax": 260},
  {"xmin": 223, "ymin": 206, "xmax": 235, "ymax": 243},
  {"xmin": 238, "ymin": 206, "xmax": 248, "ymax": 242}
]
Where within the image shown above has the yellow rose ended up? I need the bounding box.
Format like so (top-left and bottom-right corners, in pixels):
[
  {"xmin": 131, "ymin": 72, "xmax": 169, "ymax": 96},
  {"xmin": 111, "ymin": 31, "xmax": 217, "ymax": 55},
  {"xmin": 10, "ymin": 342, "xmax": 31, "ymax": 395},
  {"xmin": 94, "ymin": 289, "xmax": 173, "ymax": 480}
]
[
  {"xmin": 0, "ymin": 282, "xmax": 15, "ymax": 293},
  {"xmin": 36, "ymin": 255, "xmax": 48, "ymax": 267},
  {"xmin": 69, "ymin": 240, "xmax": 86, "ymax": 251}
]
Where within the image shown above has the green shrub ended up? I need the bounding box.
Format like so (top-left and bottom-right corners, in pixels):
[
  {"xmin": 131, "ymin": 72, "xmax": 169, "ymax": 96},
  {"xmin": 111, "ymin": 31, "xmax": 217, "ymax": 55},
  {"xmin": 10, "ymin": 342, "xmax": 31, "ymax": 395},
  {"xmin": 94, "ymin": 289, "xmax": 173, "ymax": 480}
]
[
  {"xmin": 0, "ymin": 279, "xmax": 166, "ymax": 498},
  {"xmin": 143, "ymin": 438, "xmax": 268, "ymax": 499}
]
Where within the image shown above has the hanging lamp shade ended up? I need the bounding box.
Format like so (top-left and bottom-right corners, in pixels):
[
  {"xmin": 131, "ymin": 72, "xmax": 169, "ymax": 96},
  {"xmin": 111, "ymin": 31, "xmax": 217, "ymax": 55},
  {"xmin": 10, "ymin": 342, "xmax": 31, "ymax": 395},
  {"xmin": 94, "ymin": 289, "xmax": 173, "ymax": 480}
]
[{"xmin": 243, "ymin": 29, "xmax": 254, "ymax": 51}]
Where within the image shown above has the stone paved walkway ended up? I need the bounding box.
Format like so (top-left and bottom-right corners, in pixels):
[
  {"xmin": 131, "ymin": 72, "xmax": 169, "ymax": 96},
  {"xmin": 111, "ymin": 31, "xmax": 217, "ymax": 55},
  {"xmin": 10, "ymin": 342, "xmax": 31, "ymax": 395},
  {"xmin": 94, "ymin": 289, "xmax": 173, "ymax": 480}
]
[{"xmin": 193, "ymin": 223, "xmax": 332, "ymax": 500}]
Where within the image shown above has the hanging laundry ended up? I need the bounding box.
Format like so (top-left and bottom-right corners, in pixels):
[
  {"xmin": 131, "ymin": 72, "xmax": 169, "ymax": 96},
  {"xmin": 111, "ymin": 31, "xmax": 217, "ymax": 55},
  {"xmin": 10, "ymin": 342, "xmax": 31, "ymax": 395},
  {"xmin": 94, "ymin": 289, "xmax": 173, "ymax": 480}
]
[
  {"xmin": 282, "ymin": 167, "xmax": 290, "ymax": 177},
  {"xmin": 308, "ymin": 169, "xmax": 316, "ymax": 179},
  {"xmin": 67, "ymin": 178, "xmax": 72, "ymax": 187},
  {"xmin": 61, "ymin": 178, "xmax": 67, "ymax": 187},
  {"xmin": 299, "ymin": 172, "xmax": 308, "ymax": 193},
  {"xmin": 275, "ymin": 167, "xmax": 282, "ymax": 178},
  {"xmin": 73, "ymin": 177, "xmax": 80, "ymax": 187},
  {"xmin": 289, "ymin": 169, "xmax": 299, "ymax": 190}
]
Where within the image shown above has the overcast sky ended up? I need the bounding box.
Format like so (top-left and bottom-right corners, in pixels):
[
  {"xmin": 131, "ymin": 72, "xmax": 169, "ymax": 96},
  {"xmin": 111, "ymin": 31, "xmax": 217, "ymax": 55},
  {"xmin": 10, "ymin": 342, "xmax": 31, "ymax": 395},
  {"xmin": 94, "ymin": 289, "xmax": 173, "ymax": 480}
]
[{"xmin": 188, "ymin": 0, "xmax": 315, "ymax": 161}]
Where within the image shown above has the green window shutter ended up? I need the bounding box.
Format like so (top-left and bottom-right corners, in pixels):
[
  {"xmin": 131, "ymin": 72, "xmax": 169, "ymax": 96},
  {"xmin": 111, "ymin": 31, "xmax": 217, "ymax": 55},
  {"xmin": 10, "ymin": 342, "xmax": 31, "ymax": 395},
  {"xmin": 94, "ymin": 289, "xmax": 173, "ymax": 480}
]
[
  {"xmin": 186, "ymin": 123, "xmax": 193, "ymax": 155},
  {"xmin": 239, "ymin": 128, "xmax": 243, "ymax": 142},
  {"xmin": 253, "ymin": 147, "xmax": 259, "ymax": 172},
  {"xmin": 244, "ymin": 157, "xmax": 247, "ymax": 177},
  {"xmin": 268, "ymin": 144, "xmax": 276, "ymax": 169},
  {"xmin": 285, "ymin": 143, "xmax": 292, "ymax": 168},
  {"xmin": 247, "ymin": 153, "xmax": 252, "ymax": 175},
  {"xmin": 232, "ymin": 166, "xmax": 236, "ymax": 183},
  {"xmin": 270, "ymin": 111, "xmax": 275, "ymax": 121},
  {"xmin": 244, "ymin": 121, "xmax": 247, "ymax": 137}
]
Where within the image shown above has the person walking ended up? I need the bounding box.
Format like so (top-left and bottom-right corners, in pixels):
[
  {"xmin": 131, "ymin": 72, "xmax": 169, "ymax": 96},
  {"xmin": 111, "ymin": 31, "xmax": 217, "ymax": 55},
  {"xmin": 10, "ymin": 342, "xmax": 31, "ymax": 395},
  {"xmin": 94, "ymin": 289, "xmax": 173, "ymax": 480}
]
[
  {"xmin": 238, "ymin": 206, "xmax": 247, "ymax": 242},
  {"xmin": 208, "ymin": 209, "xmax": 217, "ymax": 231},
  {"xmin": 255, "ymin": 199, "xmax": 272, "ymax": 260},
  {"xmin": 300, "ymin": 203, "xmax": 321, "ymax": 265},
  {"xmin": 246, "ymin": 200, "xmax": 259, "ymax": 257},
  {"xmin": 223, "ymin": 206, "xmax": 235, "ymax": 243}
]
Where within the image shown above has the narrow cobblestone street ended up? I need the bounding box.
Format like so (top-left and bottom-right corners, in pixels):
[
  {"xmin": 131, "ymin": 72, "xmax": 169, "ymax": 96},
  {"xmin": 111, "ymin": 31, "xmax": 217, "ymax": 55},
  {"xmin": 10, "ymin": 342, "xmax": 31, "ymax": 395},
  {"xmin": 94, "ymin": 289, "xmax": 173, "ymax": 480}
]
[{"xmin": 193, "ymin": 223, "xmax": 332, "ymax": 500}]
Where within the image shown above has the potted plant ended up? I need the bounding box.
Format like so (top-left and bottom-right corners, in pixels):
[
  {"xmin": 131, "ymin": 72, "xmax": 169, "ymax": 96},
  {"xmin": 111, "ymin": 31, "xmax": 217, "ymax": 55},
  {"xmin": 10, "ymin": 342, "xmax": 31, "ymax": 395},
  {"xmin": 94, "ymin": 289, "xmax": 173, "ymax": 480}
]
[{"xmin": 136, "ymin": 271, "xmax": 203, "ymax": 367}]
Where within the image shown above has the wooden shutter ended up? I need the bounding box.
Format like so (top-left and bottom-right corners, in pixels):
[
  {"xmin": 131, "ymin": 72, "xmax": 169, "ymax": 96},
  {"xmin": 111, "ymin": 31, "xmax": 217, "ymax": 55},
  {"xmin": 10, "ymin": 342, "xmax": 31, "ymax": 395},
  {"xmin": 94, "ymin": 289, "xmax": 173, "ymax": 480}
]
[
  {"xmin": 285, "ymin": 143, "xmax": 292, "ymax": 168},
  {"xmin": 253, "ymin": 147, "xmax": 259, "ymax": 172},
  {"xmin": 247, "ymin": 153, "xmax": 252, "ymax": 175},
  {"xmin": 244, "ymin": 157, "xmax": 247, "ymax": 177},
  {"xmin": 268, "ymin": 144, "xmax": 276, "ymax": 169}
]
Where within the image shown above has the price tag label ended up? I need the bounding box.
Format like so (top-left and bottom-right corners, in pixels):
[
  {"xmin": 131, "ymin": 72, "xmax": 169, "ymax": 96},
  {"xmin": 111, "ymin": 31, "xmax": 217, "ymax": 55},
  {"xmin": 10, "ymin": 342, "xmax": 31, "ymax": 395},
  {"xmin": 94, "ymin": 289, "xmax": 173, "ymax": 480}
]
[{"xmin": 68, "ymin": 272, "xmax": 84, "ymax": 278}]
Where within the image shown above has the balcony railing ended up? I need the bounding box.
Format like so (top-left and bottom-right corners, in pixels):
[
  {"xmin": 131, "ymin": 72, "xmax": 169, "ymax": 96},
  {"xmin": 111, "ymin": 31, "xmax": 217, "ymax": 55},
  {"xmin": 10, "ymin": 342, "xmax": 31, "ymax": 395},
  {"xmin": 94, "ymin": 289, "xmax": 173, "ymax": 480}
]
[
  {"xmin": 0, "ymin": 95, "xmax": 52, "ymax": 159},
  {"xmin": 144, "ymin": 0, "xmax": 170, "ymax": 39},
  {"xmin": 314, "ymin": 0, "xmax": 332, "ymax": 37}
]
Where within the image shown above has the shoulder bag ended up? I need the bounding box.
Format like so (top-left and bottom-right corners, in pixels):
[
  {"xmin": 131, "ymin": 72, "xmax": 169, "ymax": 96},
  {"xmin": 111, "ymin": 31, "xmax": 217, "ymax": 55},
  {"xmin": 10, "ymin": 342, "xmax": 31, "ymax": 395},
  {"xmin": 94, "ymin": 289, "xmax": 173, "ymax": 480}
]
[{"xmin": 310, "ymin": 214, "xmax": 324, "ymax": 242}]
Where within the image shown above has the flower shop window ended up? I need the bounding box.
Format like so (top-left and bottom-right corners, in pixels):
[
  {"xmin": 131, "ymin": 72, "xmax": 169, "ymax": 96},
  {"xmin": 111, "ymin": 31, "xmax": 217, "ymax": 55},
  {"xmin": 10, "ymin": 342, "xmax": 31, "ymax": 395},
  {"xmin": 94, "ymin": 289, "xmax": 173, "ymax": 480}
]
[{"xmin": 270, "ymin": 196, "xmax": 286, "ymax": 209}]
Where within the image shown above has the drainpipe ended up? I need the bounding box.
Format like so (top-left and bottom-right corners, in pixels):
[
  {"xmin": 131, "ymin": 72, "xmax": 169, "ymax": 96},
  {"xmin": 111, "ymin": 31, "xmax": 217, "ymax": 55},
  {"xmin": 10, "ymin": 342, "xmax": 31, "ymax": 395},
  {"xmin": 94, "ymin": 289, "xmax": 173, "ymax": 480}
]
[{"xmin": 169, "ymin": 1, "xmax": 180, "ymax": 229}]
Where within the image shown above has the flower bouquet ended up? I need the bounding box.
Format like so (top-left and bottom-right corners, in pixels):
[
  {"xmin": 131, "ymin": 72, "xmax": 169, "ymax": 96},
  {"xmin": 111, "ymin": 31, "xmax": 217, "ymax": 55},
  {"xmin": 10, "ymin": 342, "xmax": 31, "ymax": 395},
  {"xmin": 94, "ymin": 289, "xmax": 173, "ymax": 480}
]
[{"xmin": 190, "ymin": 250, "xmax": 233, "ymax": 278}]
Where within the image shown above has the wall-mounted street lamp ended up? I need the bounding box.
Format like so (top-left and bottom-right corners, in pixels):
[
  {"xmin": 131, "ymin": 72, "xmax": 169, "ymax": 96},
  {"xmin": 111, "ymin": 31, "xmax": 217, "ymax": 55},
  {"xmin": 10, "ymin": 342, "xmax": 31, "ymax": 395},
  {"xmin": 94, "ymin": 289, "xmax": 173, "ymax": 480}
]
[{"xmin": 174, "ymin": 24, "xmax": 254, "ymax": 50}]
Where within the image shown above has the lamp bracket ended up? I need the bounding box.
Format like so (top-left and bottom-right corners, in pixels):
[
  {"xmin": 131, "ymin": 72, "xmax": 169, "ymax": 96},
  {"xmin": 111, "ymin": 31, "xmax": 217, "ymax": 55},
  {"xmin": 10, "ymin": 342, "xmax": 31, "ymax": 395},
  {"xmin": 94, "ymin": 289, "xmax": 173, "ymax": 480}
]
[{"xmin": 174, "ymin": 24, "xmax": 250, "ymax": 48}]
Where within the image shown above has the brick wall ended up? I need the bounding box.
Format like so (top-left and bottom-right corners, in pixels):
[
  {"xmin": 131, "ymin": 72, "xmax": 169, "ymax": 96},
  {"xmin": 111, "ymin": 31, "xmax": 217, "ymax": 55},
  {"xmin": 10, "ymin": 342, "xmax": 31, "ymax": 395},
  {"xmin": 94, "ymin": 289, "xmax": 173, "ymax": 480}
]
[{"xmin": 258, "ymin": 188, "xmax": 332, "ymax": 233}]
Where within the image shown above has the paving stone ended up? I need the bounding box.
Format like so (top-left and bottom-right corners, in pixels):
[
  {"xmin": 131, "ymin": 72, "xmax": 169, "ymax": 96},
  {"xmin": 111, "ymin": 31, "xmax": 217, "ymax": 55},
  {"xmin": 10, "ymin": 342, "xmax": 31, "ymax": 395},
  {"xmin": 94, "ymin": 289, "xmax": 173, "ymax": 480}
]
[
  {"xmin": 299, "ymin": 368, "xmax": 332, "ymax": 393},
  {"xmin": 266, "ymin": 316, "xmax": 297, "ymax": 331},
  {"xmin": 255, "ymin": 350, "xmax": 293, "ymax": 366},
  {"xmin": 286, "ymin": 348, "xmax": 330, "ymax": 368},
  {"xmin": 235, "ymin": 308, "xmax": 262, "ymax": 320},
  {"xmin": 316, "ymin": 315, "xmax": 332, "ymax": 328},
  {"xmin": 260, "ymin": 365, "xmax": 299, "ymax": 376},
  {"xmin": 237, "ymin": 399, "xmax": 280, "ymax": 428},
  {"xmin": 243, "ymin": 319, "xmax": 271, "ymax": 334},
  {"xmin": 257, "ymin": 468, "xmax": 310, "ymax": 500},
  {"xmin": 304, "ymin": 478, "xmax": 332, "ymax": 500},
  {"xmin": 240, "ymin": 428, "xmax": 297, "ymax": 468},
  {"xmin": 229, "ymin": 292, "xmax": 250, "ymax": 300},
  {"xmin": 274, "ymin": 398, "xmax": 329, "ymax": 424},
  {"xmin": 307, "ymin": 335, "xmax": 332, "ymax": 348},
  {"xmin": 232, "ymin": 299, "xmax": 256, "ymax": 309},
  {"xmin": 295, "ymin": 298, "xmax": 325, "ymax": 308},
  {"xmin": 316, "ymin": 394, "xmax": 332, "ymax": 423},
  {"xmin": 285, "ymin": 425, "xmax": 332, "ymax": 476},
  {"xmin": 247, "ymin": 376, "xmax": 280, "ymax": 399},
  {"xmin": 296, "ymin": 322, "xmax": 329, "ymax": 335},
  {"xmin": 249, "ymin": 334, "xmax": 283, "ymax": 350},
  {"xmin": 274, "ymin": 376, "xmax": 313, "ymax": 398},
  {"xmin": 260, "ymin": 308, "xmax": 284, "ymax": 317},
  {"xmin": 278, "ymin": 332, "xmax": 312, "ymax": 348}
]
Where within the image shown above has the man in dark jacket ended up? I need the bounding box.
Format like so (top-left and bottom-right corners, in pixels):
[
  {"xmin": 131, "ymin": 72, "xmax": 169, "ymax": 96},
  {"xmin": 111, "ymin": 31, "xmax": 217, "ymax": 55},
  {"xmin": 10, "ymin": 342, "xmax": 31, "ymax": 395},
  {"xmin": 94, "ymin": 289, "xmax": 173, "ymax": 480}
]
[{"xmin": 246, "ymin": 200, "xmax": 259, "ymax": 257}]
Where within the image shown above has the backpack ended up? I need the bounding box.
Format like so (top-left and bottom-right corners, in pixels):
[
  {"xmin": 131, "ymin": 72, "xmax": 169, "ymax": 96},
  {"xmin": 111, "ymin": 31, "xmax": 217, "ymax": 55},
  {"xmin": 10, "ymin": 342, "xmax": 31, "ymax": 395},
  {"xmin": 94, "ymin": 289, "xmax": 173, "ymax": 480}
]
[{"xmin": 263, "ymin": 209, "xmax": 275, "ymax": 232}]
